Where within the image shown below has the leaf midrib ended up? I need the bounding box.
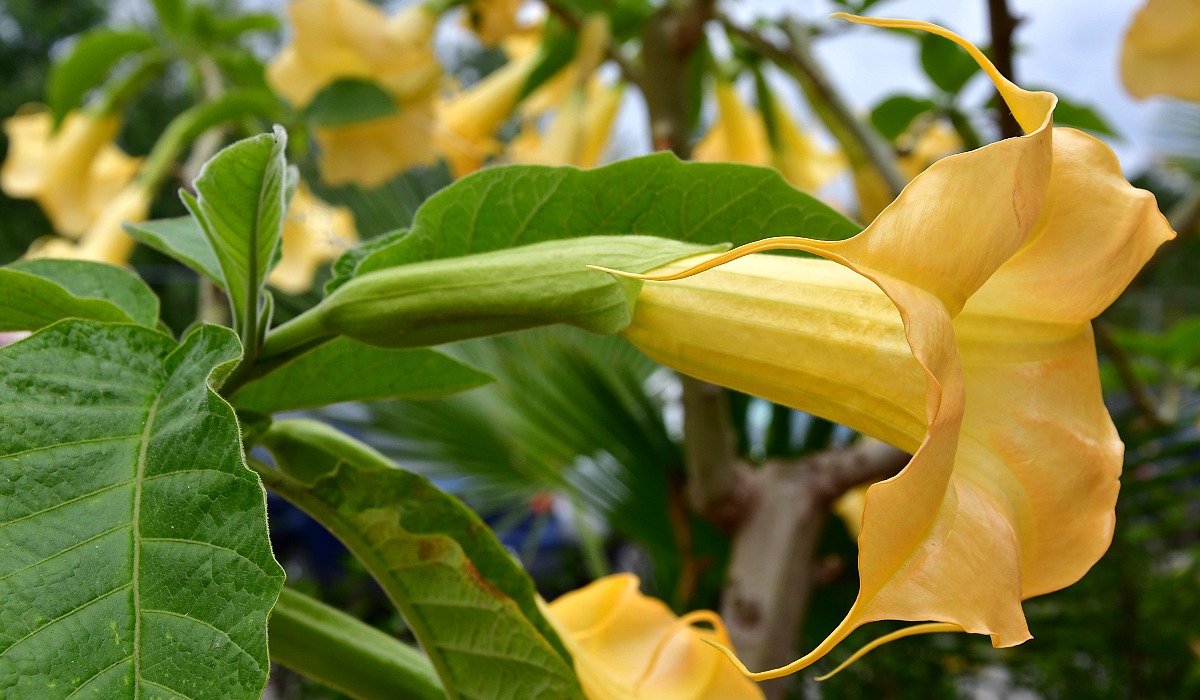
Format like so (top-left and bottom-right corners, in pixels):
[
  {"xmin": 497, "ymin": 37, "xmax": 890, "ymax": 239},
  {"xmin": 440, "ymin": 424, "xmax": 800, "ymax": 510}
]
[{"xmin": 131, "ymin": 392, "xmax": 162, "ymax": 699}]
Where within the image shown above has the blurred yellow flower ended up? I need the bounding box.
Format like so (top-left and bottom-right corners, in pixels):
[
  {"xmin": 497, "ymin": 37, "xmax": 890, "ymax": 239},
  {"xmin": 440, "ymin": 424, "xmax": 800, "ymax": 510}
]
[
  {"xmin": 462, "ymin": 0, "xmax": 526, "ymax": 47},
  {"xmin": 546, "ymin": 574, "xmax": 764, "ymax": 699},
  {"xmin": 436, "ymin": 49, "xmax": 543, "ymax": 177},
  {"xmin": 267, "ymin": 0, "xmax": 440, "ymax": 108},
  {"xmin": 694, "ymin": 80, "xmax": 771, "ymax": 168},
  {"xmin": 268, "ymin": 0, "xmax": 442, "ymax": 186},
  {"xmin": 269, "ymin": 184, "xmax": 358, "ymax": 294},
  {"xmin": 1121, "ymin": 0, "xmax": 1200, "ymax": 101},
  {"xmin": 696, "ymin": 81, "xmax": 840, "ymax": 193},
  {"xmin": 508, "ymin": 17, "xmax": 620, "ymax": 168},
  {"xmin": 1, "ymin": 108, "xmax": 140, "ymax": 237},
  {"xmin": 25, "ymin": 184, "xmax": 151, "ymax": 265},
  {"xmin": 605, "ymin": 15, "xmax": 1174, "ymax": 678}
]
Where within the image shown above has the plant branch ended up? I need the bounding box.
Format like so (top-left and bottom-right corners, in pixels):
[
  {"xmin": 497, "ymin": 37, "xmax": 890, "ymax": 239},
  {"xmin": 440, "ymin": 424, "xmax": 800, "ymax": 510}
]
[
  {"xmin": 987, "ymin": 0, "xmax": 1022, "ymax": 139},
  {"xmin": 718, "ymin": 13, "xmax": 907, "ymax": 199},
  {"xmin": 680, "ymin": 376, "xmax": 754, "ymax": 530},
  {"xmin": 721, "ymin": 440, "xmax": 908, "ymax": 699},
  {"xmin": 542, "ymin": 0, "xmax": 645, "ymax": 91}
]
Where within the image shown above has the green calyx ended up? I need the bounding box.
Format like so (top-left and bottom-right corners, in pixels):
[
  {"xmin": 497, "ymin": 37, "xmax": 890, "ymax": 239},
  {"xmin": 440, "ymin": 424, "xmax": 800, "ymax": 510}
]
[{"xmin": 261, "ymin": 235, "xmax": 725, "ymax": 357}]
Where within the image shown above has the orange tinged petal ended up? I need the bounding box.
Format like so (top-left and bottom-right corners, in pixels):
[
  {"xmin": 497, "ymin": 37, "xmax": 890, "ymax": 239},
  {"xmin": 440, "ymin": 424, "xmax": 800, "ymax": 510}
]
[
  {"xmin": 606, "ymin": 15, "xmax": 1173, "ymax": 679},
  {"xmin": 546, "ymin": 574, "xmax": 764, "ymax": 699},
  {"xmin": 314, "ymin": 105, "xmax": 439, "ymax": 187}
]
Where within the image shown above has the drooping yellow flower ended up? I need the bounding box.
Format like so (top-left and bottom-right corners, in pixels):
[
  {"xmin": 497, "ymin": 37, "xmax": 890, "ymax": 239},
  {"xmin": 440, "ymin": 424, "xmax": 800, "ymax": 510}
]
[
  {"xmin": 436, "ymin": 49, "xmax": 543, "ymax": 177},
  {"xmin": 268, "ymin": 0, "xmax": 443, "ymax": 186},
  {"xmin": 765, "ymin": 99, "xmax": 843, "ymax": 193},
  {"xmin": 269, "ymin": 184, "xmax": 358, "ymax": 294},
  {"xmin": 313, "ymin": 103, "xmax": 439, "ymax": 187},
  {"xmin": 508, "ymin": 18, "xmax": 621, "ymax": 168},
  {"xmin": 1121, "ymin": 0, "xmax": 1200, "ymax": 101},
  {"xmin": 24, "ymin": 184, "xmax": 151, "ymax": 265},
  {"xmin": 694, "ymin": 80, "xmax": 771, "ymax": 168},
  {"xmin": 462, "ymin": 0, "xmax": 526, "ymax": 47},
  {"xmin": 1, "ymin": 108, "xmax": 140, "ymax": 237},
  {"xmin": 603, "ymin": 15, "xmax": 1174, "ymax": 678},
  {"xmin": 267, "ymin": 0, "xmax": 441, "ymax": 108},
  {"xmin": 546, "ymin": 574, "xmax": 764, "ymax": 699}
]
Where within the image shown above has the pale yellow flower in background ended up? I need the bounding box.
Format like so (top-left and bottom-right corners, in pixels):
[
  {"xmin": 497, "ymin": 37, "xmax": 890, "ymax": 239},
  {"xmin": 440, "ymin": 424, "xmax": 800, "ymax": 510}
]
[
  {"xmin": 765, "ymin": 99, "xmax": 843, "ymax": 193},
  {"xmin": 25, "ymin": 184, "xmax": 151, "ymax": 265},
  {"xmin": 1121, "ymin": 0, "xmax": 1200, "ymax": 101},
  {"xmin": 546, "ymin": 574, "xmax": 764, "ymax": 699},
  {"xmin": 1, "ymin": 108, "xmax": 140, "ymax": 237},
  {"xmin": 694, "ymin": 80, "xmax": 771, "ymax": 168},
  {"xmin": 436, "ymin": 49, "xmax": 543, "ymax": 177},
  {"xmin": 267, "ymin": 0, "xmax": 440, "ymax": 108},
  {"xmin": 462, "ymin": 0, "xmax": 526, "ymax": 47},
  {"xmin": 313, "ymin": 103, "xmax": 439, "ymax": 187},
  {"xmin": 268, "ymin": 0, "xmax": 442, "ymax": 186},
  {"xmin": 833, "ymin": 484, "xmax": 869, "ymax": 541},
  {"xmin": 603, "ymin": 15, "xmax": 1174, "ymax": 679},
  {"xmin": 508, "ymin": 17, "xmax": 620, "ymax": 168},
  {"xmin": 269, "ymin": 184, "xmax": 358, "ymax": 294}
]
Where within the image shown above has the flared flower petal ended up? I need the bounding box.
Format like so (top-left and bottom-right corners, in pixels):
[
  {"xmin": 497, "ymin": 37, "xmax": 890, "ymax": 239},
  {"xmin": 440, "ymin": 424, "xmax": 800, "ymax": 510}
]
[
  {"xmin": 546, "ymin": 574, "xmax": 764, "ymax": 699},
  {"xmin": 609, "ymin": 15, "xmax": 1173, "ymax": 678},
  {"xmin": 24, "ymin": 184, "xmax": 151, "ymax": 265},
  {"xmin": 1, "ymin": 108, "xmax": 141, "ymax": 237},
  {"xmin": 267, "ymin": 0, "xmax": 440, "ymax": 108},
  {"xmin": 1121, "ymin": 0, "xmax": 1200, "ymax": 101},
  {"xmin": 313, "ymin": 103, "xmax": 439, "ymax": 187},
  {"xmin": 269, "ymin": 184, "xmax": 358, "ymax": 294}
]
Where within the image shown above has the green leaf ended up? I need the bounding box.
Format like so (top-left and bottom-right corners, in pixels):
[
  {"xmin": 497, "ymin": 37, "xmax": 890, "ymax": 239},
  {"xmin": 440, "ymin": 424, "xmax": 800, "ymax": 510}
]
[
  {"xmin": 124, "ymin": 216, "xmax": 224, "ymax": 286},
  {"xmin": 0, "ymin": 263, "xmax": 155, "ymax": 331},
  {"xmin": 307, "ymin": 79, "xmax": 398, "ymax": 128},
  {"xmin": 920, "ymin": 31, "xmax": 981, "ymax": 95},
  {"xmin": 231, "ymin": 338, "xmax": 493, "ymax": 414},
  {"xmin": 871, "ymin": 94, "xmax": 937, "ymax": 140},
  {"xmin": 7, "ymin": 259, "xmax": 159, "ymax": 327},
  {"xmin": 183, "ymin": 126, "xmax": 288, "ymax": 337},
  {"xmin": 269, "ymin": 587, "xmax": 444, "ymax": 700},
  {"xmin": 0, "ymin": 321, "xmax": 283, "ymax": 698},
  {"xmin": 256, "ymin": 420, "xmax": 584, "ymax": 700},
  {"xmin": 330, "ymin": 153, "xmax": 861, "ymax": 290},
  {"xmin": 47, "ymin": 28, "xmax": 156, "ymax": 119}
]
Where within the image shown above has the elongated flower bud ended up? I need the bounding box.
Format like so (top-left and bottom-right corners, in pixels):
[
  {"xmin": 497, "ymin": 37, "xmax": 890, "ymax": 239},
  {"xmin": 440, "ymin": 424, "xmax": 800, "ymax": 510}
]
[{"xmin": 261, "ymin": 236, "xmax": 724, "ymax": 357}]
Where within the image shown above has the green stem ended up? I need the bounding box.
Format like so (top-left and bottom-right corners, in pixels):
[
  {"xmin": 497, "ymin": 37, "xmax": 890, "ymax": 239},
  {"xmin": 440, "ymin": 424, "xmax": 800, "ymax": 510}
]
[
  {"xmin": 259, "ymin": 307, "xmax": 331, "ymax": 359},
  {"xmin": 89, "ymin": 50, "xmax": 169, "ymax": 119},
  {"xmin": 270, "ymin": 587, "xmax": 445, "ymax": 700}
]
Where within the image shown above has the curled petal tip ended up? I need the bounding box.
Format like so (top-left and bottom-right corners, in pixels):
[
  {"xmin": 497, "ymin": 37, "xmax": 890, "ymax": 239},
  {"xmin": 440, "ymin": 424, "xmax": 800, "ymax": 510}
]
[
  {"xmin": 585, "ymin": 263, "xmax": 647, "ymax": 279},
  {"xmin": 813, "ymin": 623, "xmax": 963, "ymax": 681}
]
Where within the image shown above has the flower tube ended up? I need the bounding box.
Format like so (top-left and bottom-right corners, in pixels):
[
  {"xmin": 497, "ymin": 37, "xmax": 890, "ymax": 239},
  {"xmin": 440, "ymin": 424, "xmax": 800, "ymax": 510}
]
[{"xmin": 599, "ymin": 15, "xmax": 1174, "ymax": 678}]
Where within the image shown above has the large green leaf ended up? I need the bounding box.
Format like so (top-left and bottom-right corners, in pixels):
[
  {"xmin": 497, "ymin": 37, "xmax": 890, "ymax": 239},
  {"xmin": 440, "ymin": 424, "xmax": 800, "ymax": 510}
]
[
  {"xmin": 123, "ymin": 216, "xmax": 224, "ymax": 286},
  {"xmin": 0, "ymin": 262, "xmax": 158, "ymax": 331},
  {"xmin": 46, "ymin": 28, "xmax": 156, "ymax": 119},
  {"xmin": 256, "ymin": 420, "xmax": 584, "ymax": 700},
  {"xmin": 231, "ymin": 338, "xmax": 492, "ymax": 414},
  {"xmin": 0, "ymin": 321, "xmax": 284, "ymax": 698},
  {"xmin": 182, "ymin": 126, "xmax": 288, "ymax": 335},
  {"xmin": 329, "ymin": 153, "xmax": 861, "ymax": 290}
]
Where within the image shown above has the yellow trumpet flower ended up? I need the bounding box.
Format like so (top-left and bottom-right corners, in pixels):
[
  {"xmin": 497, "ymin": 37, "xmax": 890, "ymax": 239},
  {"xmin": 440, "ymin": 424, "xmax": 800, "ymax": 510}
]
[
  {"xmin": 508, "ymin": 83, "xmax": 623, "ymax": 167},
  {"xmin": 24, "ymin": 184, "xmax": 151, "ymax": 265},
  {"xmin": 269, "ymin": 184, "xmax": 358, "ymax": 294},
  {"xmin": 462, "ymin": 0, "xmax": 526, "ymax": 47},
  {"xmin": 765, "ymin": 99, "xmax": 843, "ymax": 194},
  {"xmin": 546, "ymin": 574, "xmax": 764, "ymax": 699},
  {"xmin": 1121, "ymin": 0, "xmax": 1200, "ymax": 101},
  {"xmin": 1, "ymin": 108, "xmax": 140, "ymax": 238},
  {"xmin": 694, "ymin": 80, "xmax": 771, "ymax": 169},
  {"xmin": 855, "ymin": 119, "xmax": 962, "ymax": 223},
  {"xmin": 268, "ymin": 0, "xmax": 442, "ymax": 186},
  {"xmin": 267, "ymin": 0, "xmax": 441, "ymax": 109},
  {"xmin": 602, "ymin": 15, "xmax": 1174, "ymax": 678}
]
